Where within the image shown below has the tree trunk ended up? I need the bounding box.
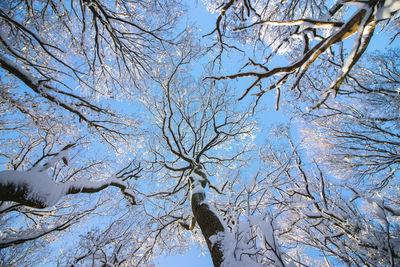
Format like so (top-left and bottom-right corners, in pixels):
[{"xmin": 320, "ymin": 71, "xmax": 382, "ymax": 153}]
[{"xmin": 189, "ymin": 168, "xmax": 225, "ymax": 267}]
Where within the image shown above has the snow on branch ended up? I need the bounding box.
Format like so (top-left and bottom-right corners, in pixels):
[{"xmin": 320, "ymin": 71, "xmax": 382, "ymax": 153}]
[
  {"xmin": 0, "ymin": 169, "xmax": 139, "ymax": 208},
  {"xmin": 205, "ymin": 0, "xmax": 400, "ymax": 109},
  {"xmin": 0, "ymin": 211, "xmax": 86, "ymax": 249},
  {"xmin": 0, "ymin": 54, "xmax": 124, "ymax": 134},
  {"xmin": 0, "ymin": 146, "xmax": 140, "ymax": 208},
  {"xmin": 234, "ymin": 19, "xmax": 344, "ymax": 31}
]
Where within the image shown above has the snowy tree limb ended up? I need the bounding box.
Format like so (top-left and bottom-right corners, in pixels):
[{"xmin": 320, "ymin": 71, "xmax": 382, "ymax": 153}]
[
  {"xmin": 0, "ymin": 170, "xmax": 138, "ymax": 208},
  {"xmin": 0, "ymin": 211, "xmax": 88, "ymax": 249}
]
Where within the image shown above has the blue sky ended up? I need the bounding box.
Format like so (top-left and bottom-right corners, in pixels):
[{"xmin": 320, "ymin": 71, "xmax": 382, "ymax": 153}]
[{"xmin": 156, "ymin": 246, "xmax": 213, "ymax": 266}]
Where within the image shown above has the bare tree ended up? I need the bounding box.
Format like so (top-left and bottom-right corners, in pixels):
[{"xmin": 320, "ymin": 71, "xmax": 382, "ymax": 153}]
[
  {"xmin": 204, "ymin": 0, "xmax": 400, "ymax": 108},
  {"xmin": 227, "ymin": 127, "xmax": 400, "ymax": 266},
  {"xmin": 2, "ymin": 1, "xmax": 399, "ymax": 266},
  {"xmin": 300, "ymin": 49, "xmax": 400, "ymax": 189},
  {"xmin": 140, "ymin": 50, "xmax": 256, "ymax": 266},
  {"xmin": 30, "ymin": 48, "xmax": 258, "ymax": 266},
  {"xmin": 0, "ymin": 0, "xmax": 182, "ymax": 136},
  {"xmin": 0, "ymin": 0, "xmax": 182, "ymax": 262}
]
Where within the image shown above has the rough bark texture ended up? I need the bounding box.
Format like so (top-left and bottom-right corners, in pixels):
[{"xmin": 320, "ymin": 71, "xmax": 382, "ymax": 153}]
[{"xmin": 190, "ymin": 168, "xmax": 225, "ymax": 267}]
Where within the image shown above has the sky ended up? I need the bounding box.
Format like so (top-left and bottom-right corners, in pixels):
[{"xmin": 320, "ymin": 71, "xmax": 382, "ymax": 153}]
[{"xmin": 156, "ymin": 246, "xmax": 213, "ymax": 266}]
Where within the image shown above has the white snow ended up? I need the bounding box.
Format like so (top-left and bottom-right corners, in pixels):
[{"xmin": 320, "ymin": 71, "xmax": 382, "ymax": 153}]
[
  {"xmin": 364, "ymin": 196, "xmax": 388, "ymax": 224},
  {"xmin": 218, "ymin": 231, "xmax": 262, "ymax": 267},
  {"xmin": 0, "ymin": 169, "xmax": 129, "ymax": 207},
  {"xmin": 249, "ymin": 214, "xmax": 264, "ymax": 225},
  {"xmin": 33, "ymin": 150, "xmax": 69, "ymax": 172},
  {"xmin": 0, "ymin": 169, "xmax": 66, "ymax": 207},
  {"xmin": 191, "ymin": 184, "xmax": 205, "ymax": 194},
  {"xmin": 0, "ymin": 55, "xmax": 41, "ymax": 87},
  {"xmin": 189, "ymin": 172, "xmax": 206, "ymax": 195},
  {"xmin": 375, "ymin": 0, "xmax": 400, "ymax": 20}
]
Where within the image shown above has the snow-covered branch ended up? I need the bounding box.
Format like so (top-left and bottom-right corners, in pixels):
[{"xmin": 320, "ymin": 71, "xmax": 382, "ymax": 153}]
[
  {"xmin": 204, "ymin": 0, "xmax": 400, "ymax": 108},
  {"xmin": 0, "ymin": 169, "xmax": 138, "ymax": 208},
  {"xmin": 0, "ymin": 54, "xmax": 126, "ymax": 135},
  {"xmin": 0, "ymin": 211, "xmax": 86, "ymax": 249},
  {"xmin": 0, "ymin": 147, "xmax": 140, "ymax": 208}
]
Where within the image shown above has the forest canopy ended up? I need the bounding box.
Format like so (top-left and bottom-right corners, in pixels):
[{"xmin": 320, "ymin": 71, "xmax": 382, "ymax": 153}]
[{"xmin": 0, "ymin": 0, "xmax": 399, "ymax": 266}]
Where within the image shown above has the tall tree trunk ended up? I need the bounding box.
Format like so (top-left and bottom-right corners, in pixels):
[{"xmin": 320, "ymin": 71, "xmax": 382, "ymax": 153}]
[{"xmin": 189, "ymin": 168, "xmax": 225, "ymax": 267}]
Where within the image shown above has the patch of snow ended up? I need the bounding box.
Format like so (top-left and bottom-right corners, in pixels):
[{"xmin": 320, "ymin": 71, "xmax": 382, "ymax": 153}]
[
  {"xmin": 189, "ymin": 171, "xmax": 206, "ymax": 196},
  {"xmin": 218, "ymin": 231, "xmax": 262, "ymax": 267},
  {"xmin": 364, "ymin": 196, "xmax": 388, "ymax": 224},
  {"xmin": 249, "ymin": 214, "xmax": 264, "ymax": 226},
  {"xmin": 191, "ymin": 184, "xmax": 205, "ymax": 194},
  {"xmin": 0, "ymin": 169, "xmax": 67, "ymax": 206},
  {"xmin": 375, "ymin": 0, "xmax": 400, "ymax": 20}
]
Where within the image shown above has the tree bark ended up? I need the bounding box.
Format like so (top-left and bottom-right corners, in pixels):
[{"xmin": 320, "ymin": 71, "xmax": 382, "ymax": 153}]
[{"xmin": 189, "ymin": 168, "xmax": 225, "ymax": 267}]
